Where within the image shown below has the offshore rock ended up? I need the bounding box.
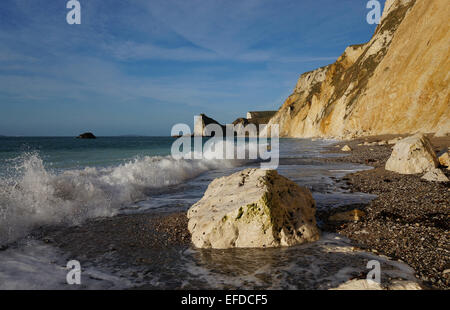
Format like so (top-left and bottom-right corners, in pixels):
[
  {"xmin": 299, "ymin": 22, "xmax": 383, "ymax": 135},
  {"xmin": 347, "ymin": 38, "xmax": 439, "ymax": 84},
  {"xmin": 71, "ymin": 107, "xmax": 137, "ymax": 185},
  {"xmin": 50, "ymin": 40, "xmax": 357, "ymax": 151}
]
[{"xmin": 76, "ymin": 132, "xmax": 96, "ymax": 139}]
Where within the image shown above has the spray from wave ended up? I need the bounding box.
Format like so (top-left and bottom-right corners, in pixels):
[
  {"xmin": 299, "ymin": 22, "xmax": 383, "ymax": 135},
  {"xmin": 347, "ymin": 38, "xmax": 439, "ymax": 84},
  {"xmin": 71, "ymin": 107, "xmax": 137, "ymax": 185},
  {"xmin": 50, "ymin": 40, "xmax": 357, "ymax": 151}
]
[{"xmin": 0, "ymin": 150, "xmax": 239, "ymax": 246}]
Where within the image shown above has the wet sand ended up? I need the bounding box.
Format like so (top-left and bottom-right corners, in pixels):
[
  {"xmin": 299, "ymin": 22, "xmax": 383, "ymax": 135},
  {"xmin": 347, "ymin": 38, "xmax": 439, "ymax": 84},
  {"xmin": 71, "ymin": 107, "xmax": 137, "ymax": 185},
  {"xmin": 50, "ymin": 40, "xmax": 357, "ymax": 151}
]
[
  {"xmin": 36, "ymin": 212, "xmax": 190, "ymax": 265},
  {"xmin": 320, "ymin": 135, "xmax": 450, "ymax": 289}
]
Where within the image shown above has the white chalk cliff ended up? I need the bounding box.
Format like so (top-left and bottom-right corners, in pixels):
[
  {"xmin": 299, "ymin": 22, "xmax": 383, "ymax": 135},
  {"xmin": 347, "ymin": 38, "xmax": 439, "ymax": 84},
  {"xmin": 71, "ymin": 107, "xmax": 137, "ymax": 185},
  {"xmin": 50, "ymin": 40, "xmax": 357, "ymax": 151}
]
[{"xmin": 262, "ymin": 0, "xmax": 449, "ymax": 139}]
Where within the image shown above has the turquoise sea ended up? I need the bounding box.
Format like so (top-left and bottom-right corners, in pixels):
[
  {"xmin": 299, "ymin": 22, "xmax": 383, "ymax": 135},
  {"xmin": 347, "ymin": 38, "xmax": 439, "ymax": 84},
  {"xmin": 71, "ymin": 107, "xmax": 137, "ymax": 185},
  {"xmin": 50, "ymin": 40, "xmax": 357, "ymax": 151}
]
[
  {"xmin": 0, "ymin": 136, "xmax": 176, "ymax": 171},
  {"xmin": 0, "ymin": 136, "xmax": 380, "ymax": 289}
]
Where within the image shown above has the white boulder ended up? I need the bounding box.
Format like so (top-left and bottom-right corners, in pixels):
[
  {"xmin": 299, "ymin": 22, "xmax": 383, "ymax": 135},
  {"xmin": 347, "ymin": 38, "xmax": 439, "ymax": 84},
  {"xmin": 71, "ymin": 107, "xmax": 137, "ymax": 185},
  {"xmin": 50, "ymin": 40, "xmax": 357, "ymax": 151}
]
[
  {"xmin": 385, "ymin": 134, "xmax": 439, "ymax": 174},
  {"xmin": 187, "ymin": 168, "xmax": 320, "ymax": 249},
  {"xmin": 438, "ymin": 150, "xmax": 450, "ymax": 169},
  {"xmin": 331, "ymin": 279, "xmax": 421, "ymax": 290},
  {"xmin": 421, "ymin": 168, "xmax": 449, "ymax": 182}
]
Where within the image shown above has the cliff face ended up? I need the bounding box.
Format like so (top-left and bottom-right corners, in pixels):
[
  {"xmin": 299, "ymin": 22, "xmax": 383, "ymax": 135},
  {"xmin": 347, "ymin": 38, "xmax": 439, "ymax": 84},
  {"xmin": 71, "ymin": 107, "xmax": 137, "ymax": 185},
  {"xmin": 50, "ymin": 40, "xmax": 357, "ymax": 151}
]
[
  {"xmin": 194, "ymin": 114, "xmax": 226, "ymax": 136},
  {"xmin": 194, "ymin": 112, "xmax": 277, "ymax": 137},
  {"xmin": 262, "ymin": 0, "xmax": 450, "ymax": 139}
]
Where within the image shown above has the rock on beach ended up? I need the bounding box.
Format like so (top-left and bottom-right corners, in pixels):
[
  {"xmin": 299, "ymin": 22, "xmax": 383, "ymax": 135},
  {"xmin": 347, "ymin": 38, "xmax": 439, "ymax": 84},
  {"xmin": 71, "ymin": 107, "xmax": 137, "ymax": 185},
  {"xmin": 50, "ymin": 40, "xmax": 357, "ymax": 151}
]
[
  {"xmin": 187, "ymin": 168, "xmax": 320, "ymax": 249},
  {"xmin": 385, "ymin": 134, "xmax": 439, "ymax": 174}
]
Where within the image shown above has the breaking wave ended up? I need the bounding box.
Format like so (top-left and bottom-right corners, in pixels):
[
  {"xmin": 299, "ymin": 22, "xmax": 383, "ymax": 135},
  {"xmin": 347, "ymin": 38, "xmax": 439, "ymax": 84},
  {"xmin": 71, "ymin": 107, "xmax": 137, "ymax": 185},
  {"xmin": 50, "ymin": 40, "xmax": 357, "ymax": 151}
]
[{"xmin": 0, "ymin": 152, "xmax": 238, "ymax": 246}]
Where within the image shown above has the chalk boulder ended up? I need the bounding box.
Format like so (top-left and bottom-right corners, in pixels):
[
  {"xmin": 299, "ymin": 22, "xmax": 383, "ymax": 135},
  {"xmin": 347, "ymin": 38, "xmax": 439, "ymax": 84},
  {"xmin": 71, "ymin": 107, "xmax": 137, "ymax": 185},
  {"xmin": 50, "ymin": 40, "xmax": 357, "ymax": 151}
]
[
  {"xmin": 187, "ymin": 168, "xmax": 320, "ymax": 249},
  {"xmin": 385, "ymin": 134, "xmax": 439, "ymax": 174},
  {"xmin": 421, "ymin": 168, "xmax": 449, "ymax": 183},
  {"xmin": 438, "ymin": 150, "xmax": 450, "ymax": 169},
  {"xmin": 332, "ymin": 279, "xmax": 421, "ymax": 290}
]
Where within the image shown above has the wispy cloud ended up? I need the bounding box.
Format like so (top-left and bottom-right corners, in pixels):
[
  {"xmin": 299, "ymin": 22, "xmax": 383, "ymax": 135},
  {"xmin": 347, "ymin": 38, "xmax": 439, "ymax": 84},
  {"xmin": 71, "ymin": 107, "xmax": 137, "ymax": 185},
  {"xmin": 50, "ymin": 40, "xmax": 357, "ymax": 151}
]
[{"xmin": 0, "ymin": 0, "xmax": 380, "ymax": 135}]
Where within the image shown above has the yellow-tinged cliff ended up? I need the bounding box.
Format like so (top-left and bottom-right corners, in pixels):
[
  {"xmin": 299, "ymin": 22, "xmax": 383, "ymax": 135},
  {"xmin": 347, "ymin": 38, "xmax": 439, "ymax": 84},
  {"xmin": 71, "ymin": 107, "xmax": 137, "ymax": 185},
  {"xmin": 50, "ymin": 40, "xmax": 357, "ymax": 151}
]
[{"xmin": 262, "ymin": 0, "xmax": 450, "ymax": 139}]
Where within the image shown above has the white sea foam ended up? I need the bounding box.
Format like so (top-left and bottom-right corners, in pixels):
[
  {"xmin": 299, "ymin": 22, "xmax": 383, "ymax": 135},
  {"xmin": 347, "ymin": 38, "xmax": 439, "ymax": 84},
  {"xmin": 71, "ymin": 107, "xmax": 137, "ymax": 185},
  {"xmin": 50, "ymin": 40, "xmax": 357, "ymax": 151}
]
[
  {"xmin": 178, "ymin": 138, "xmax": 268, "ymax": 160},
  {"xmin": 0, "ymin": 152, "xmax": 238, "ymax": 246},
  {"xmin": 0, "ymin": 240, "xmax": 134, "ymax": 290}
]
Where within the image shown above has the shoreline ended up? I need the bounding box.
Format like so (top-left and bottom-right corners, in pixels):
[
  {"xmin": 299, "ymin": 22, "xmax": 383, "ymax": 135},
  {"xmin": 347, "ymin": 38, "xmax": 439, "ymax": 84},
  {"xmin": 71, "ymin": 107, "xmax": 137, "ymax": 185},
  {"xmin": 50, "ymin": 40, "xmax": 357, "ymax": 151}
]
[
  {"xmin": 319, "ymin": 134, "xmax": 449, "ymax": 289},
  {"xmin": 29, "ymin": 134, "xmax": 449, "ymax": 289}
]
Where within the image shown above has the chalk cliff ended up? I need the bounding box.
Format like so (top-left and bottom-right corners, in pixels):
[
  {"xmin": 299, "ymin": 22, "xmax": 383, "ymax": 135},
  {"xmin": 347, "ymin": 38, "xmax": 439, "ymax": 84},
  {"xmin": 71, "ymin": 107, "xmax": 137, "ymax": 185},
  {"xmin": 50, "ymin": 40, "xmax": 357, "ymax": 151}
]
[
  {"xmin": 262, "ymin": 0, "xmax": 449, "ymax": 139},
  {"xmin": 194, "ymin": 112, "xmax": 278, "ymax": 137},
  {"xmin": 194, "ymin": 114, "xmax": 226, "ymax": 136}
]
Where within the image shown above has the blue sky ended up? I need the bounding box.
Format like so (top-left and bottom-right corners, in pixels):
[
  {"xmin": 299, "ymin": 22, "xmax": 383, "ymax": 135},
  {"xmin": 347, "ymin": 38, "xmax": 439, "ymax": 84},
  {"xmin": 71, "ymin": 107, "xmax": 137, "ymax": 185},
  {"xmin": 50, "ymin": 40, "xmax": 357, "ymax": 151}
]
[{"xmin": 0, "ymin": 0, "xmax": 383, "ymax": 136}]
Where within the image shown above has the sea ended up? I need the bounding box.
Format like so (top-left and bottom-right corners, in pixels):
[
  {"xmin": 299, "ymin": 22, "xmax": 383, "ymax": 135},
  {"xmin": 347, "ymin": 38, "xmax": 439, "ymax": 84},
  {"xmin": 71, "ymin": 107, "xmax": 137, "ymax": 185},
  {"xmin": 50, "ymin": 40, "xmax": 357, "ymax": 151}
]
[{"xmin": 0, "ymin": 136, "xmax": 417, "ymax": 289}]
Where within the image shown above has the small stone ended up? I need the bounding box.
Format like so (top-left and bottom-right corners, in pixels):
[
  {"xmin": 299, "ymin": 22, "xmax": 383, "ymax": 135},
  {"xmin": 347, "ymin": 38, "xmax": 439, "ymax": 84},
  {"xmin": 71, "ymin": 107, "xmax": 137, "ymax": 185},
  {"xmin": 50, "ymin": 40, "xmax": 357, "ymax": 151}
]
[
  {"xmin": 438, "ymin": 151, "xmax": 450, "ymax": 169},
  {"xmin": 341, "ymin": 145, "xmax": 352, "ymax": 152},
  {"xmin": 421, "ymin": 168, "xmax": 449, "ymax": 182},
  {"xmin": 329, "ymin": 209, "xmax": 366, "ymax": 222}
]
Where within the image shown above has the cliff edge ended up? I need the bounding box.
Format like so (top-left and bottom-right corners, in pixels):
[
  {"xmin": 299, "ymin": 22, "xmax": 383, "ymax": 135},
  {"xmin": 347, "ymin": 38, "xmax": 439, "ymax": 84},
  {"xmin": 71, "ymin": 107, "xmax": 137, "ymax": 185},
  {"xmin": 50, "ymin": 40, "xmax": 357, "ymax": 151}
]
[{"xmin": 262, "ymin": 0, "xmax": 449, "ymax": 139}]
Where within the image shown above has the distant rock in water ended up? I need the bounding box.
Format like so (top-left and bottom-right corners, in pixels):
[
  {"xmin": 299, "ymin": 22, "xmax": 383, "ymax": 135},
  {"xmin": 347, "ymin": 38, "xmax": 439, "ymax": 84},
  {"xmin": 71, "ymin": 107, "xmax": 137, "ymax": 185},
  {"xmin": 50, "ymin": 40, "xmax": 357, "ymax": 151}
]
[{"xmin": 77, "ymin": 132, "xmax": 96, "ymax": 139}]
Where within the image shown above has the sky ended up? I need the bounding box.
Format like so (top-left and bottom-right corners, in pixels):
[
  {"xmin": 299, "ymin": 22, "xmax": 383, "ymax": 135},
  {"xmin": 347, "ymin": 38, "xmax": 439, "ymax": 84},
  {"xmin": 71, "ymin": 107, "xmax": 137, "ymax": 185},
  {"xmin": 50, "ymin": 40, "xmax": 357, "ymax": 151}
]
[{"xmin": 0, "ymin": 0, "xmax": 383, "ymax": 136}]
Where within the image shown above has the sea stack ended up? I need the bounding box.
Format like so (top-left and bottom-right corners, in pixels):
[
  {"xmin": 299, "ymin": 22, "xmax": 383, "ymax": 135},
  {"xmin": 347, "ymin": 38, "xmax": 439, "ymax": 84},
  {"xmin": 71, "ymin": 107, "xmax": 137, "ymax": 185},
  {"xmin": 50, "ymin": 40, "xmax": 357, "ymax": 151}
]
[{"xmin": 193, "ymin": 114, "xmax": 226, "ymax": 137}]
